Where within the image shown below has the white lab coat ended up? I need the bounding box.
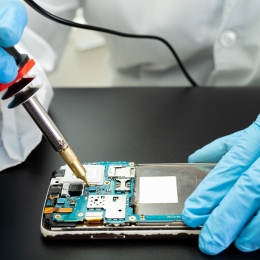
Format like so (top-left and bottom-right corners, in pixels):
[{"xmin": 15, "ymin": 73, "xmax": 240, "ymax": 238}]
[
  {"xmin": 25, "ymin": 0, "xmax": 260, "ymax": 86},
  {"xmin": 1, "ymin": 0, "xmax": 260, "ymax": 170}
]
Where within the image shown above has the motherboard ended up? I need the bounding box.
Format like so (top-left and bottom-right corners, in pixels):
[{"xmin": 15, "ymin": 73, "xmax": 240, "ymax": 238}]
[{"xmin": 42, "ymin": 162, "xmax": 188, "ymax": 230}]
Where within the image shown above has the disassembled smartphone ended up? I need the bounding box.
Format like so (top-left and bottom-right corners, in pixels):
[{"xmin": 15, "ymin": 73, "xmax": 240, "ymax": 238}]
[{"xmin": 41, "ymin": 162, "xmax": 215, "ymax": 239}]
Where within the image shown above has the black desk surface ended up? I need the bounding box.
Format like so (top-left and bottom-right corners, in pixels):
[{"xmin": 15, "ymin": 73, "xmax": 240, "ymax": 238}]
[{"xmin": 1, "ymin": 87, "xmax": 260, "ymax": 259}]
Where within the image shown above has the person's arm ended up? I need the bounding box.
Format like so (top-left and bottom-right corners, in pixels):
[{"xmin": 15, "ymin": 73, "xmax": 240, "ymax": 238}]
[
  {"xmin": 0, "ymin": 0, "xmax": 53, "ymax": 172},
  {"xmin": 182, "ymin": 115, "xmax": 260, "ymax": 255},
  {"xmin": 0, "ymin": 0, "xmax": 27, "ymax": 83}
]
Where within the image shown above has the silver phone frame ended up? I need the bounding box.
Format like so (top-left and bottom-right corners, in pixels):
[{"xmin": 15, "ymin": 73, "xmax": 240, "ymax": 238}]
[{"xmin": 41, "ymin": 163, "xmax": 215, "ymax": 239}]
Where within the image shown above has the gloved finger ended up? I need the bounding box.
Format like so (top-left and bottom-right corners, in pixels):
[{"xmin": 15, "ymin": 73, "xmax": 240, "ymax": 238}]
[
  {"xmin": 188, "ymin": 130, "xmax": 244, "ymax": 163},
  {"xmin": 0, "ymin": 48, "xmax": 17, "ymax": 83},
  {"xmin": 0, "ymin": 0, "xmax": 27, "ymax": 47},
  {"xmin": 198, "ymin": 156, "xmax": 260, "ymax": 255},
  {"xmin": 235, "ymin": 208, "xmax": 260, "ymax": 252},
  {"xmin": 182, "ymin": 115, "xmax": 260, "ymax": 228}
]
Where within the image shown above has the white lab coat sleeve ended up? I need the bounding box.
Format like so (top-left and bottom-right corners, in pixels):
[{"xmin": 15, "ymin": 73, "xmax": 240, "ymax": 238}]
[
  {"xmin": 0, "ymin": 41, "xmax": 53, "ymax": 171},
  {"xmin": 0, "ymin": 0, "xmax": 81, "ymax": 171}
]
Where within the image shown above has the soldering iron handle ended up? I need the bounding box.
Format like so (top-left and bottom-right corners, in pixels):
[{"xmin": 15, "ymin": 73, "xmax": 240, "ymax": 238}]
[
  {"xmin": 3, "ymin": 46, "xmax": 29, "ymax": 69},
  {"xmin": 3, "ymin": 47, "xmax": 20, "ymax": 61}
]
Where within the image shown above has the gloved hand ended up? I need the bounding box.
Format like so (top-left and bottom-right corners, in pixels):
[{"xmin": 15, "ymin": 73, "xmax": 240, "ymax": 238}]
[
  {"xmin": 0, "ymin": 0, "xmax": 27, "ymax": 83},
  {"xmin": 182, "ymin": 114, "xmax": 260, "ymax": 255}
]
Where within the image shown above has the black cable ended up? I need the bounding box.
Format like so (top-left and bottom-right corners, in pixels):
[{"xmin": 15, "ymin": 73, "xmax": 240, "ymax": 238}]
[{"xmin": 23, "ymin": 0, "xmax": 198, "ymax": 87}]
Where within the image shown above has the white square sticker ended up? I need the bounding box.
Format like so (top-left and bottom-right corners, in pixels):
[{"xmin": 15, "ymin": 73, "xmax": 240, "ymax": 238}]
[{"xmin": 139, "ymin": 176, "xmax": 178, "ymax": 203}]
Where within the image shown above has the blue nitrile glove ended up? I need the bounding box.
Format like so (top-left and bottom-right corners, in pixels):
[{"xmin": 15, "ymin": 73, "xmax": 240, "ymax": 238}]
[
  {"xmin": 0, "ymin": 0, "xmax": 27, "ymax": 83},
  {"xmin": 182, "ymin": 114, "xmax": 260, "ymax": 255}
]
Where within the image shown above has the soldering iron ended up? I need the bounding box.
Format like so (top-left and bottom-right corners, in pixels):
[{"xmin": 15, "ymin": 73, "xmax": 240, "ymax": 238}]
[
  {"xmin": 0, "ymin": 0, "xmax": 198, "ymax": 185},
  {"xmin": 0, "ymin": 47, "xmax": 88, "ymax": 184}
]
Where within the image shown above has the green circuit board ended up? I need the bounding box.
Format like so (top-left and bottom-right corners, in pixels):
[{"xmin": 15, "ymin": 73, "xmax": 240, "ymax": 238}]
[{"xmin": 43, "ymin": 162, "xmax": 182, "ymax": 229}]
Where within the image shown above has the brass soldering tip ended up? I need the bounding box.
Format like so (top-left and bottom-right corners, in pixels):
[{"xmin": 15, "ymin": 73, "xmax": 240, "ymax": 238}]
[{"xmin": 59, "ymin": 145, "xmax": 88, "ymax": 185}]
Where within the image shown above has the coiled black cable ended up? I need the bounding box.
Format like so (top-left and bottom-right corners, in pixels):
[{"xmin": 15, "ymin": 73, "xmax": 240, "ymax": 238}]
[{"xmin": 23, "ymin": 0, "xmax": 198, "ymax": 87}]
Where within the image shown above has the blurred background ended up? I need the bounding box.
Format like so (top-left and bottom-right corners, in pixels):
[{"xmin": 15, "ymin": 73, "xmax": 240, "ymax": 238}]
[{"xmin": 48, "ymin": 8, "xmax": 111, "ymax": 87}]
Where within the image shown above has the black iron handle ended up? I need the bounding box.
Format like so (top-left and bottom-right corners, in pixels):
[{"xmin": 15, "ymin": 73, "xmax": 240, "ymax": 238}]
[{"xmin": 3, "ymin": 46, "xmax": 29, "ymax": 69}]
